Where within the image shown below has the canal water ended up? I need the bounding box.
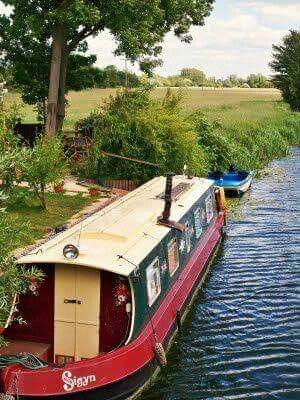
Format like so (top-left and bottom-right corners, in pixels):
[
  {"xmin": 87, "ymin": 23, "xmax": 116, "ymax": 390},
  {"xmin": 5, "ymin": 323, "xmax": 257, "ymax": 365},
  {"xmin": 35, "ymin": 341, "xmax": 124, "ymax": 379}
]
[{"xmin": 142, "ymin": 148, "xmax": 300, "ymax": 400}]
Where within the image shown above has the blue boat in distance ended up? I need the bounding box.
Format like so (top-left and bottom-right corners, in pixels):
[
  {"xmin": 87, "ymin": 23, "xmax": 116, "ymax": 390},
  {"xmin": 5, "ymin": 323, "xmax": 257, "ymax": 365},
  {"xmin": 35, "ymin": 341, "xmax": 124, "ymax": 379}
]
[{"xmin": 208, "ymin": 166, "xmax": 253, "ymax": 197}]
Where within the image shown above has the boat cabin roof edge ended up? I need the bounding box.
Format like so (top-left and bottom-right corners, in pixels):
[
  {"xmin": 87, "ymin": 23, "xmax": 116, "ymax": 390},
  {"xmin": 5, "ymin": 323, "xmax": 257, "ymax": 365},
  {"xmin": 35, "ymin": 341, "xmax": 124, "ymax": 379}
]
[{"xmin": 17, "ymin": 175, "xmax": 214, "ymax": 277}]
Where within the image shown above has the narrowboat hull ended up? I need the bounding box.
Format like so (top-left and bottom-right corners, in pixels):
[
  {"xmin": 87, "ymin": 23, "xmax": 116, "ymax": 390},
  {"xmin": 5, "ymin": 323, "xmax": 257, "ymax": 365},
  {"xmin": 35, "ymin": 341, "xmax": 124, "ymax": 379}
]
[{"xmin": 1, "ymin": 214, "xmax": 224, "ymax": 400}]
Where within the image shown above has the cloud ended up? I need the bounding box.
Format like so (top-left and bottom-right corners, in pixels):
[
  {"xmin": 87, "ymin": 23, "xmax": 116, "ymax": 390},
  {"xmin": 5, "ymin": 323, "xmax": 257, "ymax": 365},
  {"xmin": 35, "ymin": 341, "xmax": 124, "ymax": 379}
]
[
  {"xmin": 87, "ymin": 0, "xmax": 298, "ymax": 78},
  {"xmin": 0, "ymin": 0, "xmax": 299, "ymax": 78},
  {"xmin": 242, "ymin": 1, "xmax": 300, "ymax": 24}
]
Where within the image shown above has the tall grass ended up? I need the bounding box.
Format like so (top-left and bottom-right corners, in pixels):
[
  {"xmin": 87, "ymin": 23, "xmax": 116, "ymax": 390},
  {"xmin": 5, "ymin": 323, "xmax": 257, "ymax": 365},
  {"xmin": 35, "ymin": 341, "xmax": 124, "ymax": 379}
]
[{"xmin": 192, "ymin": 100, "xmax": 300, "ymax": 171}]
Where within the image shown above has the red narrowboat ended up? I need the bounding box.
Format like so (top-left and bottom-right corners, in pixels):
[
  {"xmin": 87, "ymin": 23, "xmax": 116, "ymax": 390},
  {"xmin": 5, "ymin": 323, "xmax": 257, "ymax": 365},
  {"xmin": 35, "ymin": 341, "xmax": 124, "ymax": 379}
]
[{"xmin": 0, "ymin": 174, "xmax": 226, "ymax": 399}]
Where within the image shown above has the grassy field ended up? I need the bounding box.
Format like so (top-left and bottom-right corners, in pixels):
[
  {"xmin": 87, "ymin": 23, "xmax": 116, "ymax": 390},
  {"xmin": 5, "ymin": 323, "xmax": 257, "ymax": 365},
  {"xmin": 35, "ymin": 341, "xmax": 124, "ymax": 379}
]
[{"xmin": 6, "ymin": 87, "xmax": 282, "ymax": 130}]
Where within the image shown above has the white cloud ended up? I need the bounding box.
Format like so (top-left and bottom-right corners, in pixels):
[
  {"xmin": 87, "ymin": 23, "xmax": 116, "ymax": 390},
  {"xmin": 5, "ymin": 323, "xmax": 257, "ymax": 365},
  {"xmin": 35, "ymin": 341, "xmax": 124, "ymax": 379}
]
[
  {"xmin": 87, "ymin": 0, "xmax": 298, "ymax": 78},
  {"xmin": 243, "ymin": 1, "xmax": 300, "ymax": 24}
]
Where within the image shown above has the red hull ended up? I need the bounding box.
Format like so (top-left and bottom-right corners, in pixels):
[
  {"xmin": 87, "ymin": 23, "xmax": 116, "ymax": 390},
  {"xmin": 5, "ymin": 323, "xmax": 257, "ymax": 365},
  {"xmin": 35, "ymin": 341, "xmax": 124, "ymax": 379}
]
[{"xmin": 1, "ymin": 215, "xmax": 224, "ymax": 398}]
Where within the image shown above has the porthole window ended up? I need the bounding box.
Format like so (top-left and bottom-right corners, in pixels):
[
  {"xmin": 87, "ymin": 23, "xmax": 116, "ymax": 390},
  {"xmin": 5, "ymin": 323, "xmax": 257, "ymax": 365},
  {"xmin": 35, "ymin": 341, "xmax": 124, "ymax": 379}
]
[
  {"xmin": 167, "ymin": 237, "xmax": 180, "ymax": 276},
  {"xmin": 146, "ymin": 258, "xmax": 161, "ymax": 306}
]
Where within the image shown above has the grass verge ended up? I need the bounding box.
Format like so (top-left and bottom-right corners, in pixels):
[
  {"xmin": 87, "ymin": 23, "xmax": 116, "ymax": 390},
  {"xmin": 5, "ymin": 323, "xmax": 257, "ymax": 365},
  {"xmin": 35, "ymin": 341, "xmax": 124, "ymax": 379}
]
[{"xmin": 2, "ymin": 191, "xmax": 93, "ymax": 252}]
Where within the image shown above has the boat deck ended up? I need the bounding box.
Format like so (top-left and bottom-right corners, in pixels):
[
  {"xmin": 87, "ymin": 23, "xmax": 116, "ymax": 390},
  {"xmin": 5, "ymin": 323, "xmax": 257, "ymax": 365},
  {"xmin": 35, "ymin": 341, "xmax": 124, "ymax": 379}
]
[{"xmin": 0, "ymin": 339, "xmax": 51, "ymax": 362}]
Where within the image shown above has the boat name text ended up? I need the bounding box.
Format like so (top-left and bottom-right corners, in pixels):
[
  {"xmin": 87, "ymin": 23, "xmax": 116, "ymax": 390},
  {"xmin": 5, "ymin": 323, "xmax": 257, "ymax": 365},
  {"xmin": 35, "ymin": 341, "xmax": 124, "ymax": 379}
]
[{"xmin": 62, "ymin": 370, "xmax": 96, "ymax": 392}]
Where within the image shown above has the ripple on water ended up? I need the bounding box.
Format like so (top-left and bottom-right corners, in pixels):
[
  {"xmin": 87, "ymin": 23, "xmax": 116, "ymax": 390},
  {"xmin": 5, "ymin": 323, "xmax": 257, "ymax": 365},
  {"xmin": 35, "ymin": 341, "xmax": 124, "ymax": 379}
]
[{"xmin": 141, "ymin": 149, "xmax": 300, "ymax": 400}]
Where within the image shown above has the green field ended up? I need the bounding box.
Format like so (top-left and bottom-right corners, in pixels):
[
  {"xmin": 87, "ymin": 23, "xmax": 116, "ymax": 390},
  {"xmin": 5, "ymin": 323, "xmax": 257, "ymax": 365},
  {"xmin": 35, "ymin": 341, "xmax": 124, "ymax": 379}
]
[{"xmin": 6, "ymin": 87, "xmax": 282, "ymax": 130}]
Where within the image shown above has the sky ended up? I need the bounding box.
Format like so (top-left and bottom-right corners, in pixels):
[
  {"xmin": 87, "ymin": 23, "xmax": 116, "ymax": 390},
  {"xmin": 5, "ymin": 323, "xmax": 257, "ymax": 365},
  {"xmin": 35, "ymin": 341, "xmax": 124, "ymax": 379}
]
[{"xmin": 1, "ymin": 0, "xmax": 299, "ymax": 78}]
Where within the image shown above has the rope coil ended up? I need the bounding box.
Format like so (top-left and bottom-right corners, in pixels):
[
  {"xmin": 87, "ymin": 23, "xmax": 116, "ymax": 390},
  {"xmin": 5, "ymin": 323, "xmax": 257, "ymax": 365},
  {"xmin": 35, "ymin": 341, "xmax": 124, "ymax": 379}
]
[{"xmin": 0, "ymin": 354, "xmax": 47, "ymax": 370}]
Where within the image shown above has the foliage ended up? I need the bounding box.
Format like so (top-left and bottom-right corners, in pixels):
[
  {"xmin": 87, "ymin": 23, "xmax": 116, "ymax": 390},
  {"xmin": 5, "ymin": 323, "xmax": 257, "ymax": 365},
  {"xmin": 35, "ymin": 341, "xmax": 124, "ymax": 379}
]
[
  {"xmin": 181, "ymin": 68, "xmax": 206, "ymax": 86},
  {"xmin": 1, "ymin": 0, "xmax": 215, "ymax": 129},
  {"xmin": 190, "ymin": 102, "xmax": 300, "ymax": 171},
  {"xmin": 79, "ymin": 89, "xmax": 208, "ymax": 181},
  {"xmin": 21, "ymin": 136, "xmax": 68, "ymax": 210},
  {"xmin": 247, "ymin": 74, "xmax": 272, "ymax": 89},
  {"xmin": 143, "ymin": 71, "xmax": 273, "ymax": 89},
  {"xmin": 0, "ymin": 214, "xmax": 44, "ymax": 345},
  {"xmin": 0, "ymin": 124, "xmax": 23, "ymax": 192},
  {"xmin": 270, "ymin": 30, "xmax": 300, "ymax": 112},
  {"xmin": 0, "ymin": 29, "xmax": 99, "ymax": 122},
  {"xmin": 0, "ymin": 191, "xmax": 8, "ymax": 212},
  {"xmin": 0, "ymin": 0, "xmax": 213, "ymax": 73},
  {"xmin": 77, "ymin": 88, "xmax": 299, "ymax": 182},
  {"xmin": 0, "ymin": 253, "xmax": 44, "ymax": 329}
]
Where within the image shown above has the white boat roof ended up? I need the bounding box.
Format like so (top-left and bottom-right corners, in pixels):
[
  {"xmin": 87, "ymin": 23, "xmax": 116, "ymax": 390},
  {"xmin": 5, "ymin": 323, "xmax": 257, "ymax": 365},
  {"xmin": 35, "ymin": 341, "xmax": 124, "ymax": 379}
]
[{"xmin": 18, "ymin": 176, "xmax": 213, "ymax": 276}]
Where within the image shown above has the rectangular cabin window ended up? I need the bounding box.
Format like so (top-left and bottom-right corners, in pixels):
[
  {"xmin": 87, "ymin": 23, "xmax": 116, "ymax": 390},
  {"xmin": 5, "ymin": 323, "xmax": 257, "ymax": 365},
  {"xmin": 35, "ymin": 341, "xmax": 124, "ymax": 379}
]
[
  {"xmin": 146, "ymin": 258, "xmax": 161, "ymax": 307},
  {"xmin": 185, "ymin": 221, "xmax": 191, "ymax": 253},
  {"xmin": 205, "ymin": 194, "xmax": 214, "ymax": 223},
  {"xmin": 168, "ymin": 237, "xmax": 180, "ymax": 276},
  {"xmin": 194, "ymin": 208, "xmax": 203, "ymax": 239}
]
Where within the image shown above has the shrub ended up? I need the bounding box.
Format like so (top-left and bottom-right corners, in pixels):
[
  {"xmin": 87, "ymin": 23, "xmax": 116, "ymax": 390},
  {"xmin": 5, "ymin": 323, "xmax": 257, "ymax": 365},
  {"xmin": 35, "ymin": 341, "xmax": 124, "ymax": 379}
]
[
  {"xmin": 0, "ymin": 214, "xmax": 44, "ymax": 346},
  {"xmin": 0, "ymin": 128, "xmax": 23, "ymax": 191},
  {"xmin": 80, "ymin": 89, "xmax": 208, "ymax": 182},
  {"xmin": 21, "ymin": 136, "xmax": 68, "ymax": 210}
]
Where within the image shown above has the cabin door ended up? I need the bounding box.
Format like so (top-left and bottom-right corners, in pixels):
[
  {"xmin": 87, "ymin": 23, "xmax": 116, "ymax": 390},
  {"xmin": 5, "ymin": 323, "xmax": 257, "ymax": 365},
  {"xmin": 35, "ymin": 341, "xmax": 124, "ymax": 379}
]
[{"xmin": 54, "ymin": 264, "xmax": 100, "ymax": 363}]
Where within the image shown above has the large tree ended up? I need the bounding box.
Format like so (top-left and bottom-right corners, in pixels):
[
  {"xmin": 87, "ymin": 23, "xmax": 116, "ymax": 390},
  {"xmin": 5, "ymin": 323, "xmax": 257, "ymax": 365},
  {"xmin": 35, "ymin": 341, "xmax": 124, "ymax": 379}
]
[
  {"xmin": 181, "ymin": 67, "xmax": 207, "ymax": 87},
  {"xmin": 0, "ymin": 13, "xmax": 99, "ymax": 124},
  {"xmin": 270, "ymin": 30, "xmax": 300, "ymax": 112},
  {"xmin": 1, "ymin": 0, "xmax": 214, "ymax": 135}
]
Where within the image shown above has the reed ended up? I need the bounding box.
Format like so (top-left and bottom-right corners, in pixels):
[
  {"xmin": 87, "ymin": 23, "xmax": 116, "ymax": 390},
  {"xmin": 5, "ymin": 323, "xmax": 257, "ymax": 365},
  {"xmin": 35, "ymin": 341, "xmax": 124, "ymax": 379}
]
[{"xmin": 192, "ymin": 100, "xmax": 300, "ymax": 171}]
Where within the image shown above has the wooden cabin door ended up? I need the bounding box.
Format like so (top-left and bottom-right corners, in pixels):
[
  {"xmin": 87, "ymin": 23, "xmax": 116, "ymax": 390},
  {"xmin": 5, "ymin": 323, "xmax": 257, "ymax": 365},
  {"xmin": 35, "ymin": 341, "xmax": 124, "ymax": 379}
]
[{"xmin": 54, "ymin": 264, "xmax": 100, "ymax": 363}]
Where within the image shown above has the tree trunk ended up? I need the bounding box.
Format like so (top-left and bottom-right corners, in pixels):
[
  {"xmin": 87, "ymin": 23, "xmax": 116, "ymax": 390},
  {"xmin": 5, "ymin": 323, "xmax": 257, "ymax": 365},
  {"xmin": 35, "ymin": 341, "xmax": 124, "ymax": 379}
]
[
  {"xmin": 45, "ymin": 24, "xmax": 67, "ymax": 137},
  {"xmin": 56, "ymin": 46, "xmax": 69, "ymax": 133}
]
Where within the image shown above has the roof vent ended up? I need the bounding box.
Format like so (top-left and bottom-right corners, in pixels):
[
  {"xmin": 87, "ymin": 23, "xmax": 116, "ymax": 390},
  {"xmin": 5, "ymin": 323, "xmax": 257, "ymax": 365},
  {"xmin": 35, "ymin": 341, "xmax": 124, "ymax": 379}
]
[{"xmin": 158, "ymin": 182, "xmax": 192, "ymax": 201}]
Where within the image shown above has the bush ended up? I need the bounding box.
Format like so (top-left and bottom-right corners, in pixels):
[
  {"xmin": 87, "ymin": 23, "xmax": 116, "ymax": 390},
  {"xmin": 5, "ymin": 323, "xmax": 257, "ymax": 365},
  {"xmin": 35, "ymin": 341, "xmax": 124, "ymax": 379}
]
[
  {"xmin": 79, "ymin": 89, "xmax": 208, "ymax": 182},
  {"xmin": 0, "ymin": 214, "xmax": 44, "ymax": 346},
  {"xmin": 21, "ymin": 136, "xmax": 68, "ymax": 209}
]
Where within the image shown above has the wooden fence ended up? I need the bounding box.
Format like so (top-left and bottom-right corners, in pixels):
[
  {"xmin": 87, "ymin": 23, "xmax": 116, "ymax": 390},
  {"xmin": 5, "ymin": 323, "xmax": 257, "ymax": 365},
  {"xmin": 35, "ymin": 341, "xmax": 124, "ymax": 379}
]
[{"xmin": 99, "ymin": 179, "xmax": 138, "ymax": 192}]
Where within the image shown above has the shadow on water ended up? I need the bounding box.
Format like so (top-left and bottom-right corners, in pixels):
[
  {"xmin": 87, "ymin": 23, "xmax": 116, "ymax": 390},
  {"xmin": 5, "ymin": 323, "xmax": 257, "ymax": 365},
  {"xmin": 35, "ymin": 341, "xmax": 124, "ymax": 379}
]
[{"xmin": 141, "ymin": 148, "xmax": 300, "ymax": 400}]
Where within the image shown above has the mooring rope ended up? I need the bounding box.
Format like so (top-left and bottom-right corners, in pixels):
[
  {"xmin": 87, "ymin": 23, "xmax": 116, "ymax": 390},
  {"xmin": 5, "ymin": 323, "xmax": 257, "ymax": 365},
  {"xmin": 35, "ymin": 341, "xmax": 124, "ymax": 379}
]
[{"xmin": 0, "ymin": 354, "xmax": 47, "ymax": 370}]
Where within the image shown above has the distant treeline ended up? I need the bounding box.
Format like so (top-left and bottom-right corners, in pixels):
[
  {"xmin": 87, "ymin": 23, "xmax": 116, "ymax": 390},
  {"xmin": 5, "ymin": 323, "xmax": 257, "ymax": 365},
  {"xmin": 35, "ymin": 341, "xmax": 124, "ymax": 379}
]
[
  {"xmin": 143, "ymin": 68, "xmax": 274, "ymax": 89},
  {"xmin": 73, "ymin": 64, "xmax": 141, "ymax": 89},
  {"xmin": 1, "ymin": 62, "xmax": 273, "ymax": 91},
  {"xmin": 0, "ymin": 62, "xmax": 141, "ymax": 90}
]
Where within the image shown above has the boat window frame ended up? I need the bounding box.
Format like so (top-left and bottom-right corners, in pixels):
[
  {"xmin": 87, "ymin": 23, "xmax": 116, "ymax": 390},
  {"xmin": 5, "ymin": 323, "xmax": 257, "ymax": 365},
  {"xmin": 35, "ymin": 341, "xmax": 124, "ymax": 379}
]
[
  {"xmin": 146, "ymin": 257, "xmax": 161, "ymax": 307},
  {"xmin": 185, "ymin": 221, "xmax": 192, "ymax": 253},
  {"xmin": 193, "ymin": 207, "xmax": 203, "ymax": 239},
  {"xmin": 167, "ymin": 237, "xmax": 180, "ymax": 276},
  {"xmin": 205, "ymin": 194, "xmax": 214, "ymax": 223}
]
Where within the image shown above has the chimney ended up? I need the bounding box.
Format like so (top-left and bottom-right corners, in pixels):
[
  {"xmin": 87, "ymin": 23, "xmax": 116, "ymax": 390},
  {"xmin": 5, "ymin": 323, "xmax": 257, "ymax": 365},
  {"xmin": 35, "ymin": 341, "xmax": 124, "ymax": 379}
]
[
  {"xmin": 161, "ymin": 172, "xmax": 174, "ymax": 222},
  {"xmin": 157, "ymin": 173, "xmax": 185, "ymax": 232}
]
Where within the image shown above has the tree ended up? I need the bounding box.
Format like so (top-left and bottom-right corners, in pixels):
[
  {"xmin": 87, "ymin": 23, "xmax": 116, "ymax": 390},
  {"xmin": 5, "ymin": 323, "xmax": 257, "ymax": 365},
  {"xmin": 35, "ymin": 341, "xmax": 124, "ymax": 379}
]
[
  {"xmin": 0, "ymin": 14, "xmax": 100, "ymax": 124},
  {"xmin": 1, "ymin": 1, "xmax": 215, "ymax": 136},
  {"xmin": 270, "ymin": 30, "xmax": 300, "ymax": 111},
  {"xmin": 247, "ymin": 73, "xmax": 270, "ymax": 88},
  {"xmin": 181, "ymin": 68, "xmax": 207, "ymax": 87}
]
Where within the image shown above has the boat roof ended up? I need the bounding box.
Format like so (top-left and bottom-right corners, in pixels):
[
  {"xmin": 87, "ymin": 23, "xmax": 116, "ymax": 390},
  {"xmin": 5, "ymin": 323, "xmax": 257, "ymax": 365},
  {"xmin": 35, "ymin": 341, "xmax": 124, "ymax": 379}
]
[{"xmin": 18, "ymin": 176, "xmax": 213, "ymax": 277}]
